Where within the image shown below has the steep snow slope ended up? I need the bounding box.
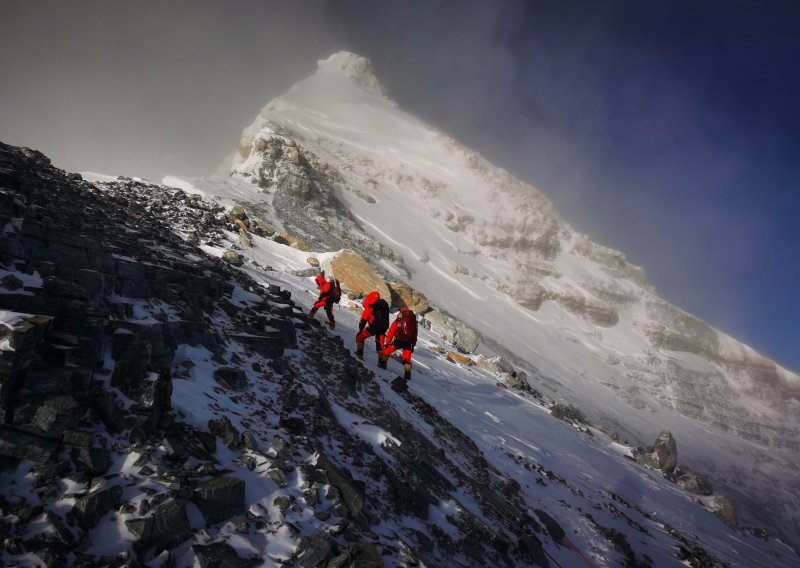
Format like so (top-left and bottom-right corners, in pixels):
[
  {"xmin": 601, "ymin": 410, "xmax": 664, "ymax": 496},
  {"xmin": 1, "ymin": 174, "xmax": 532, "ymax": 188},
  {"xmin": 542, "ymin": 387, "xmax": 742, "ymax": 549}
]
[
  {"xmin": 223, "ymin": 52, "xmax": 800, "ymax": 545},
  {"xmin": 224, "ymin": 235, "xmax": 796, "ymax": 567},
  {"xmin": 151, "ymin": 171, "xmax": 793, "ymax": 565},
  {"xmin": 77, "ymin": 169, "xmax": 785, "ymax": 565}
]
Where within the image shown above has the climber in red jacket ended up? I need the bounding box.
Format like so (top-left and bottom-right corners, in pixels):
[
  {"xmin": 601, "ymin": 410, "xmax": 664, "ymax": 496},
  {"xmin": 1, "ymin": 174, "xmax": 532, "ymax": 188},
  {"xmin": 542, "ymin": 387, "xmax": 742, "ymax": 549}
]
[
  {"xmin": 355, "ymin": 297, "xmax": 390, "ymax": 359},
  {"xmin": 358, "ymin": 291, "xmax": 381, "ymax": 331},
  {"xmin": 378, "ymin": 307, "xmax": 417, "ymax": 381},
  {"xmin": 309, "ymin": 272, "xmax": 336, "ymax": 329}
]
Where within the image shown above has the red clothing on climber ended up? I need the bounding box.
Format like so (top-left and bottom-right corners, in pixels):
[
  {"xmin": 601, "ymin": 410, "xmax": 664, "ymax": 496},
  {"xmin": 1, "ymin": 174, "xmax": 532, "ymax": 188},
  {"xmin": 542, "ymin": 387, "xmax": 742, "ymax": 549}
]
[
  {"xmin": 355, "ymin": 297, "xmax": 390, "ymax": 359},
  {"xmin": 309, "ymin": 273, "xmax": 335, "ymax": 329},
  {"xmin": 378, "ymin": 307, "xmax": 417, "ymax": 381},
  {"xmin": 358, "ymin": 291, "xmax": 381, "ymax": 331}
]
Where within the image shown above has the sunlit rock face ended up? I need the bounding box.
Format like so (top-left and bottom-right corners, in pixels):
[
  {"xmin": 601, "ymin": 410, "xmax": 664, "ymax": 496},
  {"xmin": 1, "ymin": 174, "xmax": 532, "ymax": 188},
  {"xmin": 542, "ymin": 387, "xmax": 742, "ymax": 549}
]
[
  {"xmin": 233, "ymin": 128, "xmax": 402, "ymax": 272},
  {"xmin": 387, "ymin": 282, "xmax": 430, "ymax": 313},
  {"xmin": 323, "ymin": 249, "xmax": 391, "ymax": 301}
]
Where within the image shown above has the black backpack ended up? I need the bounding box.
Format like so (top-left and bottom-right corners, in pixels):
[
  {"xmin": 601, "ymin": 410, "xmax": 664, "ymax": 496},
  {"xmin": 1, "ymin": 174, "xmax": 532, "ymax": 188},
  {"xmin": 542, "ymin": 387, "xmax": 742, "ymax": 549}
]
[
  {"xmin": 395, "ymin": 309, "xmax": 417, "ymax": 343},
  {"xmin": 370, "ymin": 299, "xmax": 390, "ymax": 334},
  {"xmin": 330, "ymin": 278, "xmax": 342, "ymax": 303}
]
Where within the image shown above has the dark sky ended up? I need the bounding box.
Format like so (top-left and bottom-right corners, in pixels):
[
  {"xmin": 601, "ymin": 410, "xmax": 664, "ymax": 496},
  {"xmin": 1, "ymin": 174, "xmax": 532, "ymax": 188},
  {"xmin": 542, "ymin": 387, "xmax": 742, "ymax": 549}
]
[{"xmin": 2, "ymin": 0, "xmax": 799, "ymax": 371}]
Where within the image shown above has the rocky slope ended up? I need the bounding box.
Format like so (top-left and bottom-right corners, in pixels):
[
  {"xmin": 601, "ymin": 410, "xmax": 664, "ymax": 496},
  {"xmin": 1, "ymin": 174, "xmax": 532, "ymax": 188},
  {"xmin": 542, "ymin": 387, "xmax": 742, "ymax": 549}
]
[
  {"xmin": 2, "ymin": 142, "xmax": 547, "ymax": 566},
  {"xmin": 227, "ymin": 51, "xmax": 800, "ymax": 548}
]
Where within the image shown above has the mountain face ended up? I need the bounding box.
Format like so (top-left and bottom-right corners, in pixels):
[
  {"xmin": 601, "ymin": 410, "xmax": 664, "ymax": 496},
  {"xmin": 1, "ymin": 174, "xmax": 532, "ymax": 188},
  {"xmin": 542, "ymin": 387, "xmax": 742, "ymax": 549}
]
[
  {"xmin": 1, "ymin": 52, "xmax": 798, "ymax": 566},
  {"xmin": 1, "ymin": 139, "xmax": 797, "ymax": 565},
  {"xmin": 232, "ymin": 52, "xmax": 800, "ymax": 545}
]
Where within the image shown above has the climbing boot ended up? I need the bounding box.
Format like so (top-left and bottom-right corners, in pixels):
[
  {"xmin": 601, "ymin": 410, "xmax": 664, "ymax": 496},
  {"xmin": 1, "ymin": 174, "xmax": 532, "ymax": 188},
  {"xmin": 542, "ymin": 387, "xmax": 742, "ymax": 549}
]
[
  {"xmin": 308, "ymin": 307, "xmax": 318, "ymax": 318},
  {"xmin": 403, "ymin": 363, "xmax": 412, "ymax": 381},
  {"xmin": 390, "ymin": 376, "xmax": 408, "ymax": 392},
  {"xmin": 355, "ymin": 342, "xmax": 364, "ymax": 359},
  {"xmin": 377, "ymin": 354, "xmax": 388, "ymax": 369}
]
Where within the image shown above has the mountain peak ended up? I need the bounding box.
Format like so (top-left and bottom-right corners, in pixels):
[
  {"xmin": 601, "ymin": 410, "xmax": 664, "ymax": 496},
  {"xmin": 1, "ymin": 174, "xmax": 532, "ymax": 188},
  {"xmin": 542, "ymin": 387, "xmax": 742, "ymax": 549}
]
[{"xmin": 314, "ymin": 50, "xmax": 388, "ymax": 97}]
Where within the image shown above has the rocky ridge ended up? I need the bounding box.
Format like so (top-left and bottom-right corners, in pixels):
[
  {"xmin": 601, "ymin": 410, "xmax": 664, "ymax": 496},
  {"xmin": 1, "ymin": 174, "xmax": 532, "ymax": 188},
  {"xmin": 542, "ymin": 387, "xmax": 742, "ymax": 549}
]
[{"xmin": 232, "ymin": 127, "xmax": 405, "ymax": 275}]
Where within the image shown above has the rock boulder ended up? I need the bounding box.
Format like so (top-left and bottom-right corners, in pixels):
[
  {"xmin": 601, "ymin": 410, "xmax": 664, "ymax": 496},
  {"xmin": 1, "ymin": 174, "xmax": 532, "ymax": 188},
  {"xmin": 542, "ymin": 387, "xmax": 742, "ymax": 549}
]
[
  {"xmin": 446, "ymin": 351, "xmax": 473, "ymax": 366},
  {"xmin": 324, "ymin": 249, "xmax": 390, "ymax": 301},
  {"xmin": 634, "ymin": 430, "xmax": 678, "ymax": 473},
  {"xmin": 422, "ymin": 309, "xmax": 480, "ymax": 354},
  {"xmin": 72, "ymin": 484, "xmax": 123, "ymax": 529},
  {"xmin": 221, "ymin": 250, "xmax": 243, "ymax": 266},
  {"xmin": 511, "ymin": 283, "xmax": 548, "ymax": 311},
  {"xmin": 273, "ymin": 232, "xmax": 310, "ymax": 251},
  {"xmin": 652, "ymin": 430, "xmax": 678, "ymax": 472},
  {"xmin": 387, "ymin": 282, "xmax": 430, "ymax": 314},
  {"xmin": 475, "ymin": 355, "xmax": 515, "ymax": 375},
  {"xmin": 674, "ymin": 466, "xmax": 713, "ymax": 495},
  {"xmin": 191, "ymin": 475, "xmax": 246, "ymax": 525},
  {"xmin": 549, "ymin": 401, "xmax": 586, "ymax": 424}
]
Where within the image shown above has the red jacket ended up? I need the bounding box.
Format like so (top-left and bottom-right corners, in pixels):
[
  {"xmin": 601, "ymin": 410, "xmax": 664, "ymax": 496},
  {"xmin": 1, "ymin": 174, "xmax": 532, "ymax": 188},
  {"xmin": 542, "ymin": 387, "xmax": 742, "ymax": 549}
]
[
  {"xmin": 314, "ymin": 274, "xmax": 327, "ymax": 290},
  {"xmin": 360, "ymin": 291, "xmax": 380, "ymax": 323},
  {"xmin": 318, "ymin": 279, "xmax": 331, "ymax": 296}
]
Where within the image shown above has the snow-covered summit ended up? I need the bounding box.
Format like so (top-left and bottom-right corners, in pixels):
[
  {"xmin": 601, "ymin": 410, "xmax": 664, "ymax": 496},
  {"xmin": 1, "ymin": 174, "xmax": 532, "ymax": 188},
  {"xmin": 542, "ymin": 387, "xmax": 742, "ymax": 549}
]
[
  {"xmin": 313, "ymin": 50, "xmax": 389, "ymax": 98},
  {"xmin": 269, "ymin": 50, "xmax": 391, "ymax": 115}
]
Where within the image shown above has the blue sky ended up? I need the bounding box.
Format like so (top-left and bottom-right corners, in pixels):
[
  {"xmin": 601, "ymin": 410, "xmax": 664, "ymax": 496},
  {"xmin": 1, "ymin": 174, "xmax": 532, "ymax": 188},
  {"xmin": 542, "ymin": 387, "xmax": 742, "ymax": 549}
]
[{"xmin": 1, "ymin": 0, "xmax": 798, "ymax": 370}]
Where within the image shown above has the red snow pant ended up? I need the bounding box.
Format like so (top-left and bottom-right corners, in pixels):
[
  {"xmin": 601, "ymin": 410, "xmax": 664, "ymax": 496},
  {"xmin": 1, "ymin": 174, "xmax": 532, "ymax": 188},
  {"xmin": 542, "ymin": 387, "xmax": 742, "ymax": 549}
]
[
  {"xmin": 312, "ymin": 296, "xmax": 334, "ymax": 326},
  {"xmin": 380, "ymin": 341, "xmax": 413, "ymax": 365},
  {"xmin": 356, "ymin": 327, "xmax": 386, "ymax": 351}
]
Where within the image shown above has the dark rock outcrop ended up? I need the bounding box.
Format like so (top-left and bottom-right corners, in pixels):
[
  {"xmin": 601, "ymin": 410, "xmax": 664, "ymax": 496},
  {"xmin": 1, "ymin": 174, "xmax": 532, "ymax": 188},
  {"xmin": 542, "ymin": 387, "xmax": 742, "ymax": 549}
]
[
  {"xmin": 232, "ymin": 132, "xmax": 404, "ymax": 269},
  {"xmin": 0, "ymin": 142, "xmax": 296, "ymax": 563},
  {"xmin": 672, "ymin": 466, "xmax": 713, "ymax": 495},
  {"xmin": 191, "ymin": 475, "xmax": 246, "ymax": 525},
  {"xmin": 422, "ymin": 309, "xmax": 480, "ymax": 354},
  {"xmin": 296, "ymin": 535, "xmax": 333, "ymax": 568},
  {"xmin": 125, "ymin": 499, "xmax": 190, "ymax": 553},
  {"xmin": 550, "ymin": 400, "xmax": 586, "ymax": 424},
  {"xmin": 633, "ymin": 430, "xmax": 678, "ymax": 473},
  {"xmin": 193, "ymin": 542, "xmax": 260, "ymax": 568},
  {"xmin": 72, "ymin": 483, "xmax": 123, "ymax": 529}
]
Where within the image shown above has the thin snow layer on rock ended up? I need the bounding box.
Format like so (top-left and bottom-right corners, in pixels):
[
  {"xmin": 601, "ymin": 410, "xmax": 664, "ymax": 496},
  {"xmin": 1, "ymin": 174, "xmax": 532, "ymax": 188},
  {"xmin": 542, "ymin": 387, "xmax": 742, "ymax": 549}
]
[
  {"xmin": 1, "ymin": 310, "xmax": 29, "ymax": 329},
  {"xmin": 1, "ymin": 310, "xmax": 35, "ymax": 351},
  {"xmin": 0, "ymin": 266, "xmax": 43, "ymax": 292},
  {"xmin": 224, "ymin": 51, "xmax": 800, "ymax": 545},
  {"xmin": 328, "ymin": 400, "xmax": 401, "ymax": 453}
]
